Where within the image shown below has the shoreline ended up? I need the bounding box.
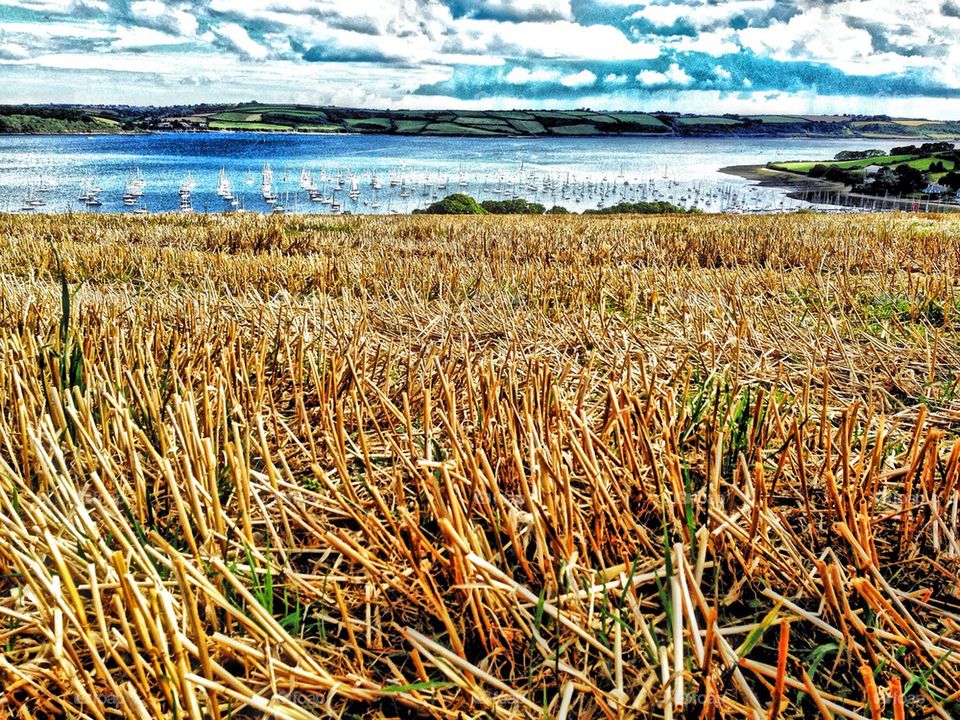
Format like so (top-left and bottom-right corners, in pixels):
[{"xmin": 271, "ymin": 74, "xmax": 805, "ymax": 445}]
[
  {"xmin": 720, "ymin": 163, "xmax": 960, "ymax": 212},
  {"xmin": 5, "ymin": 128, "xmax": 960, "ymax": 140}
]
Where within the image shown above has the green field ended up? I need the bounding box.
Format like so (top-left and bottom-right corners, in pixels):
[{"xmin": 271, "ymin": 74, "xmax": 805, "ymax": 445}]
[
  {"xmin": 774, "ymin": 154, "xmax": 918, "ymax": 173},
  {"xmin": 767, "ymin": 147, "xmax": 959, "ymax": 199},
  {"xmin": 549, "ymin": 123, "xmax": 601, "ymax": 135},
  {"xmin": 505, "ymin": 119, "xmax": 547, "ymax": 134},
  {"xmin": 6, "ymin": 103, "xmax": 960, "ymax": 139},
  {"xmin": 607, "ymin": 112, "xmax": 668, "ymax": 126},
  {"xmin": 263, "ymin": 110, "xmax": 329, "ymax": 119},
  {"xmin": 393, "ymin": 119, "xmax": 427, "ymax": 133},
  {"xmin": 211, "ymin": 111, "xmax": 260, "ymax": 122},
  {"xmin": 901, "ymin": 156, "xmax": 956, "ymax": 171},
  {"xmin": 0, "ymin": 113, "xmax": 123, "ymax": 134},
  {"xmin": 208, "ymin": 120, "xmax": 288, "ymax": 131},
  {"xmin": 775, "ymin": 155, "xmax": 956, "ymax": 175},
  {"xmin": 495, "ymin": 111, "xmax": 537, "ymax": 120},
  {"xmin": 677, "ymin": 116, "xmax": 740, "ymax": 125},
  {"xmin": 423, "ymin": 122, "xmax": 501, "ymax": 135},
  {"xmin": 453, "ymin": 115, "xmax": 510, "ymax": 126},
  {"xmin": 295, "ymin": 124, "xmax": 342, "ymax": 132},
  {"xmin": 747, "ymin": 115, "xmax": 804, "ymax": 123},
  {"xmin": 344, "ymin": 117, "xmax": 392, "ymax": 128}
]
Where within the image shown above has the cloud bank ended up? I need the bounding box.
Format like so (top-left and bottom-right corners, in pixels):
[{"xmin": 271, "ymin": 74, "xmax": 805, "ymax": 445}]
[{"xmin": 0, "ymin": 0, "xmax": 957, "ymax": 116}]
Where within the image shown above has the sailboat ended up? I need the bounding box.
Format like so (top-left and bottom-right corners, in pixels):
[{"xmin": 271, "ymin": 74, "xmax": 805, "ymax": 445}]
[
  {"xmin": 130, "ymin": 167, "xmax": 147, "ymax": 193},
  {"xmin": 179, "ymin": 172, "xmax": 196, "ymax": 193},
  {"xmin": 122, "ymin": 174, "xmax": 144, "ymax": 204},
  {"xmin": 23, "ymin": 189, "xmax": 44, "ymax": 207},
  {"xmin": 272, "ymin": 189, "xmax": 287, "ymax": 214},
  {"xmin": 299, "ymin": 168, "xmax": 315, "ymax": 191},
  {"xmin": 216, "ymin": 167, "xmax": 233, "ymax": 200},
  {"xmin": 261, "ymin": 163, "xmax": 277, "ymax": 204},
  {"xmin": 78, "ymin": 177, "xmax": 95, "ymax": 202}
]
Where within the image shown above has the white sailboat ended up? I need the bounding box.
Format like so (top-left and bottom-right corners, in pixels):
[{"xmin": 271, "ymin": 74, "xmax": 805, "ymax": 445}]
[
  {"xmin": 299, "ymin": 168, "xmax": 315, "ymax": 191},
  {"xmin": 261, "ymin": 163, "xmax": 277, "ymax": 203},
  {"xmin": 179, "ymin": 171, "xmax": 196, "ymax": 193},
  {"xmin": 130, "ymin": 167, "xmax": 147, "ymax": 192},
  {"xmin": 122, "ymin": 174, "xmax": 143, "ymax": 204},
  {"xmin": 216, "ymin": 167, "xmax": 233, "ymax": 200}
]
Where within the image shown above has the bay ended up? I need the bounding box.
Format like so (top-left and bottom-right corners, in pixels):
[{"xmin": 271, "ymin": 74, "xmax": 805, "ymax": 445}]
[{"xmin": 0, "ymin": 132, "xmax": 899, "ymax": 215}]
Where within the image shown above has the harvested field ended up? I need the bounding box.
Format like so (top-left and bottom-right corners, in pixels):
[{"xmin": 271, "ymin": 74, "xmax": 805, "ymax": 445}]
[{"xmin": 1, "ymin": 212, "xmax": 960, "ymax": 719}]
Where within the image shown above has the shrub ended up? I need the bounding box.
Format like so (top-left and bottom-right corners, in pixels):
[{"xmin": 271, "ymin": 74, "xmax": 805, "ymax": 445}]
[
  {"xmin": 941, "ymin": 171, "xmax": 960, "ymax": 191},
  {"xmin": 413, "ymin": 194, "xmax": 487, "ymax": 215},
  {"xmin": 823, "ymin": 166, "xmax": 858, "ymax": 185},
  {"xmin": 894, "ymin": 164, "xmax": 926, "ymax": 193},
  {"xmin": 480, "ymin": 199, "xmax": 546, "ymax": 215},
  {"xmin": 583, "ymin": 201, "xmax": 694, "ymax": 215}
]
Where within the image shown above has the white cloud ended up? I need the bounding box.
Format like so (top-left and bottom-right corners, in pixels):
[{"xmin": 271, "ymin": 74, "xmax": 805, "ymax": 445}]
[
  {"xmin": 0, "ymin": 20, "xmax": 113, "ymax": 41},
  {"xmin": 630, "ymin": 0, "xmax": 774, "ymax": 28},
  {"xmin": 666, "ymin": 63, "xmax": 692, "ymax": 85},
  {"xmin": 636, "ymin": 62, "xmax": 691, "ymax": 86},
  {"xmin": 112, "ymin": 26, "xmax": 193, "ymax": 50},
  {"xmin": 212, "ymin": 22, "xmax": 269, "ymax": 60},
  {"xmin": 2, "ymin": 0, "xmax": 960, "ymax": 116},
  {"xmin": 0, "ymin": 43, "xmax": 31, "ymax": 59},
  {"xmin": 450, "ymin": 19, "xmax": 660, "ymax": 61},
  {"xmin": 506, "ymin": 66, "xmax": 560, "ymax": 83},
  {"xmin": 670, "ymin": 28, "xmax": 739, "ymax": 56},
  {"xmin": 130, "ymin": 1, "xmax": 199, "ymax": 37},
  {"xmin": 560, "ymin": 69, "xmax": 596, "ymax": 87},
  {"xmin": 467, "ymin": 0, "xmax": 572, "ymax": 22},
  {"xmin": 734, "ymin": 3, "xmax": 941, "ymax": 78},
  {"xmin": 636, "ymin": 69, "xmax": 667, "ymax": 85},
  {"xmin": 0, "ymin": 0, "xmax": 108, "ymax": 13}
]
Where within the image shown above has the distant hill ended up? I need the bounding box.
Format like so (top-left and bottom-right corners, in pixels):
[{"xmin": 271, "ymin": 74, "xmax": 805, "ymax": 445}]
[
  {"xmin": 0, "ymin": 106, "xmax": 123, "ymax": 134},
  {"xmin": 3, "ymin": 103, "xmax": 960, "ymax": 139}
]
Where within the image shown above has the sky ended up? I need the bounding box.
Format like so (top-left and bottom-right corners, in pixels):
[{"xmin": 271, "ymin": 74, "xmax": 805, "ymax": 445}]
[{"xmin": 2, "ymin": 0, "xmax": 960, "ymax": 117}]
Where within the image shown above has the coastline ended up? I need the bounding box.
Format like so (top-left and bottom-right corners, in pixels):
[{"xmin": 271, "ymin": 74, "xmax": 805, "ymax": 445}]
[
  {"xmin": 4, "ymin": 128, "xmax": 960, "ymax": 140},
  {"xmin": 720, "ymin": 163, "xmax": 960, "ymax": 212}
]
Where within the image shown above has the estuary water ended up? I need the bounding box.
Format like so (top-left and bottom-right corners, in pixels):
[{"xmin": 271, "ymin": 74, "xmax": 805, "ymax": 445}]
[{"xmin": 0, "ymin": 132, "xmax": 901, "ymax": 215}]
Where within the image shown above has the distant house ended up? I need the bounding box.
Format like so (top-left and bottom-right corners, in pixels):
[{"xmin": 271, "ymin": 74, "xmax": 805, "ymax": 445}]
[
  {"xmin": 862, "ymin": 164, "xmax": 885, "ymax": 177},
  {"xmin": 923, "ymin": 182, "xmax": 948, "ymax": 195}
]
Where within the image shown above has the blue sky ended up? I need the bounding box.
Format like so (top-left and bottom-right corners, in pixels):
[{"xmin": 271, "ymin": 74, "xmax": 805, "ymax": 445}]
[{"xmin": 1, "ymin": 0, "xmax": 959, "ymax": 116}]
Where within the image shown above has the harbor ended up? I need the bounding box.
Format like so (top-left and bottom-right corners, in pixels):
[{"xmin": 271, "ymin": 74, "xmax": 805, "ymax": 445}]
[{"xmin": 1, "ymin": 133, "xmax": 911, "ymax": 216}]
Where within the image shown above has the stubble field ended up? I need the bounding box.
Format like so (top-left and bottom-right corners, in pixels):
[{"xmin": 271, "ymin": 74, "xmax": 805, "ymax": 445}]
[{"xmin": 1, "ymin": 212, "xmax": 959, "ymax": 719}]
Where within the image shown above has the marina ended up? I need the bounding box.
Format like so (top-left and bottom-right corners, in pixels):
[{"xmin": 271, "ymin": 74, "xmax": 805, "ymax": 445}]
[{"xmin": 0, "ymin": 133, "xmax": 931, "ymax": 215}]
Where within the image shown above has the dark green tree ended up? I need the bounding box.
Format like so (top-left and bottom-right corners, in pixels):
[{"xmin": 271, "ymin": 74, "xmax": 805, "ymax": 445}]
[{"xmin": 413, "ymin": 194, "xmax": 487, "ymax": 214}]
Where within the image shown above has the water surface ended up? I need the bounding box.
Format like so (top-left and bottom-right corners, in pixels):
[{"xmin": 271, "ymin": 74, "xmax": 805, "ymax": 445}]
[{"xmin": 0, "ymin": 132, "xmax": 900, "ymax": 214}]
